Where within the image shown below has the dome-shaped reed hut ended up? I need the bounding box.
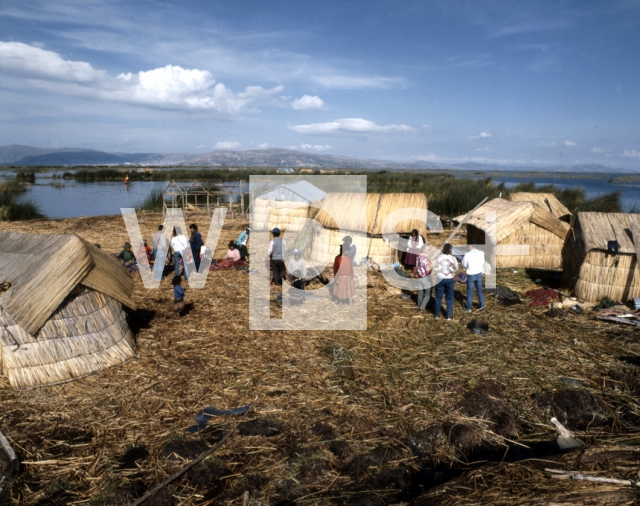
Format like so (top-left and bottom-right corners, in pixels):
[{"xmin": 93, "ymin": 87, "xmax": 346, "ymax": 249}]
[
  {"xmin": 560, "ymin": 212, "xmax": 640, "ymax": 302},
  {"xmin": 0, "ymin": 231, "xmax": 137, "ymax": 389},
  {"xmin": 310, "ymin": 193, "xmax": 428, "ymax": 265},
  {"xmin": 457, "ymin": 198, "xmax": 570, "ymax": 269},
  {"xmin": 506, "ymin": 192, "xmax": 572, "ymax": 222},
  {"xmin": 252, "ymin": 180, "xmax": 327, "ymax": 232}
]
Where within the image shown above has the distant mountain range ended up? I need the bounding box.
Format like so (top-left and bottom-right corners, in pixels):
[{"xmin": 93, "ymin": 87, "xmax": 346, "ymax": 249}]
[{"xmin": 0, "ymin": 144, "xmax": 635, "ymax": 173}]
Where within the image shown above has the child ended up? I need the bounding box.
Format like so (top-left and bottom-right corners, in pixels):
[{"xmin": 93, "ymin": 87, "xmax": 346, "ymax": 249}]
[
  {"xmin": 118, "ymin": 242, "xmax": 134, "ymax": 263},
  {"xmin": 172, "ymin": 275, "xmax": 186, "ymax": 319},
  {"xmin": 288, "ymin": 270, "xmax": 306, "ymax": 305}
]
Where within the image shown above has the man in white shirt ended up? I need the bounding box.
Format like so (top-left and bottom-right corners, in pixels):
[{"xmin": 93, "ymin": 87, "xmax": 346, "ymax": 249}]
[
  {"xmin": 462, "ymin": 243, "xmax": 485, "ymax": 311},
  {"xmin": 171, "ymin": 226, "xmax": 191, "ymax": 279}
]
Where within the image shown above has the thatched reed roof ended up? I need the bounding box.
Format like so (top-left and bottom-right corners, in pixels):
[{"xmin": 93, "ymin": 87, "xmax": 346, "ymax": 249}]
[
  {"xmin": 573, "ymin": 212, "xmax": 640, "ymax": 254},
  {"xmin": 0, "ymin": 232, "xmax": 135, "ymax": 335},
  {"xmin": 256, "ymin": 180, "xmax": 327, "ymax": 203},
  {"xmin": 457, "ymin": 198, "xmax": 570, "ymax": 242},
  {"xmin": 314, "ymin": 193, "xmax": 427, "ymax": 235},
  {"xmin": 506, "ymin": 192, "xmax": 572, "ymax": 220}
]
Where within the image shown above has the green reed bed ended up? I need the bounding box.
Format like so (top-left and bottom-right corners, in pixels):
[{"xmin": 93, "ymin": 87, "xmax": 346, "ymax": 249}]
[{"xmin": 0, "ymin": 179, "xmax": 44, "ymax": 221}]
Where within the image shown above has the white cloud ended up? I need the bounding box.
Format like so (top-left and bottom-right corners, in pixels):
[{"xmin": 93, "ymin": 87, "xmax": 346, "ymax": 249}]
[
  {"xmin": 312, "ymin": 75, "xmax": 403, "ymax": 90},
  {"xmin": 214, "ymin": 141, "xmax": 241, "ymax": 149},
  {"xmin": 291, "ymin": 95, "xmax": 324, "ymax": 110},
  {"xmin": 591, "ymin": 147, "xmax": 604, "ymax": 153},
  {"xmin": 0, "ymin": 41, "xmax": 283, "ymax": 113},
  {"xmin": 258, "ymin": 142, "xmax": 270, "ymax": 149},
  {"xmin": 290, "ymin": 118, "xmax": 415, "ymax": 135},
  {"xmin": 300, "ymin": 144, "xmax": 332, "ymax": 151},
  {"xmin": 475, "ymin": 147, "xmax": 495, "ymax": 153},
  {"xmin": 467, "ymin": 131, "xmax": 492, "ymax": 139},
  {"xmin": 564, "ymin": 140, "xmax": 577, "ymax": 146},
  {"xmin": 0, "ymin": 41, "xmax": 105, "ymax": 83},
  {"xmin": 622, "ymin": 149, "xmax": 640, "ymax": 159},
  {"xmin": 411, "ymin": 154, "xmax": 538, "ymax": 165}
]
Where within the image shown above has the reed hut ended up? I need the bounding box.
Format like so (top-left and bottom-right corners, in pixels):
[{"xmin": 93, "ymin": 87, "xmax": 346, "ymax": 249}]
[
  {"xmin": 560, "ymin": 212, "xmax": 640, "ymax": 302},
  {"xmin": 252, "ymin": 180, "xmax": 327, "ymax": 232},
  {"xmin": 310, "ymin": 193, "xmax": 428, "ymax": 265},
  {"xmin": 0, "ymin": 232, "xmax": 136, "ymax": 389},
  {"xmin": 458, "ymin": 198, "xmax": 570, "ymax": 269},
  {"xmin": 506, "ymin": 192, "xmax": 572, "ymax": 222}
]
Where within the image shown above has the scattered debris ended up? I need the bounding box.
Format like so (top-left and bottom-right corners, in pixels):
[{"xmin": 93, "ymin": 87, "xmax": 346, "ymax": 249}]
[
  {"xmin": 0, "ymin": 429, "xmax": 19, "ymax": 505},
  {"xmin": 596, "ymin": 315, "xmax": 640, "ymax": 328},
  {"xmin": 487, "ymin": 285, "xmax": 522, "ymax": 306},
  {"xmin": 550, "ymin": 417, "xmax": 586, "ymax": 450},
  {"xmin": 467, "ymin": 319, "xmax": 489, "ymax": 335},
  {"xmin": 595, "ymin": 296, "xmax": 616, "ymax": 309},
  {"xmin": 188, "ymin": 405, "xmax": 251, "ymax": 434},
  {"xmin": 544, "ymin": 308, "xmax": 567, "ymax": 319}
]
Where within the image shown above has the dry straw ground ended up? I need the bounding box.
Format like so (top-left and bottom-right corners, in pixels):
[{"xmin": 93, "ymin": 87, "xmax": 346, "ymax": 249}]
[{"xmin": 1, "ymin": 212, "xmax": 640, "ymax": 505}]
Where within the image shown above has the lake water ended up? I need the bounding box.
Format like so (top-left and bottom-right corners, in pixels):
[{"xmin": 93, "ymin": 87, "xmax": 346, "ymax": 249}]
[
  {"xmin": 3, "ymin": 170, "xmax": 639, "ymax": 218},
  {"xmin": 464, "ymin": 172, "xmax": 640, "ymax": 212}
]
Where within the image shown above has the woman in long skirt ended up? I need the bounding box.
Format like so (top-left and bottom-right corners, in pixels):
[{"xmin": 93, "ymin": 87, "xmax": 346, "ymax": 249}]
[{"xmin": 333, "ymin": 246, "xmax": 356, "ymax": 306}]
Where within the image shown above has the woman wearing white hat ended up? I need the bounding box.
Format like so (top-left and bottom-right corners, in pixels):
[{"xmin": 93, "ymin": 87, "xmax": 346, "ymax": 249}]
[{"xmin": 287, "ymin": 248, "xmax": 307, "ymax": 284}]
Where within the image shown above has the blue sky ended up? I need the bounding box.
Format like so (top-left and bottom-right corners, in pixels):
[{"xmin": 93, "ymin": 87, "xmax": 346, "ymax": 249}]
[{"xmin": 1, "ymin": 0, "xmax": 639, "ymax": 169}]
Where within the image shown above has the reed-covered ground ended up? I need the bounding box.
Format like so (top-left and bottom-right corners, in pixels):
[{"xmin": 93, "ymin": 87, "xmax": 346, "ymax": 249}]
[{"xmin": 1, "ymin": 213, "xmax": 640, "ymax": 505}]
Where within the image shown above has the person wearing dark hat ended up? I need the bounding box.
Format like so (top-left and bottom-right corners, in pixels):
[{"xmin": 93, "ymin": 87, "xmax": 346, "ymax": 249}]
[
  {"xmin": 342, "ymin": 235, "xmax": 357, "ymax": 263},
  {"xmin": 189, "ymin": 223, "xmax": 202, "ymax": 271},
  {"xmin": 268, "ymin": 227, "xmax": 286, "ymax": 285},
  {"xmin": 236, "ymin": 227, "xmax": 250, "ymax": 260}
]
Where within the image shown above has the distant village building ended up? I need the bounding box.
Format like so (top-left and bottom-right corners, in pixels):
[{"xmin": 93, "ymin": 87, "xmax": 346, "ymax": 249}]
[{"xmin": 276, "ymin": 168, "xmax": 295, "ymax": 174}]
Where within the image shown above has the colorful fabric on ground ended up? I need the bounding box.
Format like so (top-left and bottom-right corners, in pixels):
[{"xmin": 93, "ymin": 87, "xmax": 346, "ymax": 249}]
[
  {"xmin": 209, "ymin": 259, "xmax": 249, "ymax": 271},
  {"xmin": 525, "ymin": 288, "xmax": 559, "ymax": 307}
]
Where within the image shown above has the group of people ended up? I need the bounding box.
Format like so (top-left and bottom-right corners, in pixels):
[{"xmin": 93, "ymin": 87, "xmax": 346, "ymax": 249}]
[
  {"xmin": 265, "ymin": 227, "xmax": 358, "ymax": 306},
  {"xmin": 404, "ymin": 231, "xmax": 486, "ymax": 320}
]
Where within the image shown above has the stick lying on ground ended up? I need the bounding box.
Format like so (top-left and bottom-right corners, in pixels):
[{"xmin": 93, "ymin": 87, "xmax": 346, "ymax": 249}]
[
  {"xmin": 130, "ymin": 399, "xmax": 256, "ymax": 506},
  {"xmin": 546, "ymin": 468, "xmax": 640, "ymax": 487}
]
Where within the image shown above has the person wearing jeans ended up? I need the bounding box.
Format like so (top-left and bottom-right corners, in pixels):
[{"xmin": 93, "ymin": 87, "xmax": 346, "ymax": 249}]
[
  {"xmin": 434, "ymin": 277, "xmax": 455, "ymax": 319},
  {"xmin": 462, "ymin": 243, "xmax": 485, "ymax": 311},
  {"xmin": 433, "ymin": 243, "xmax": 458, "ymax": 320}
]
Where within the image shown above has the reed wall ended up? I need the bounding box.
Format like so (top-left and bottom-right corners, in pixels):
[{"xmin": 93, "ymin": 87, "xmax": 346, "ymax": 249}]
[
  {"xmin": 0, "ymin": 289, "xmax": 134, "ymax": 389},
  {"xmin": 252, "ymin": 199, "xmax": 310, "ymax": 232}
]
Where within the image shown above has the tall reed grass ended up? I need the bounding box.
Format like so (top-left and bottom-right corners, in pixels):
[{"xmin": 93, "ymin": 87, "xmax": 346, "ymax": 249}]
[
  {"xmin": 136, "ymin": 188, "xmax": 164, "ymax": 212},
  {"xmin": 0, "ymin": 180, "xmax": 44, "ymax": 221}
]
